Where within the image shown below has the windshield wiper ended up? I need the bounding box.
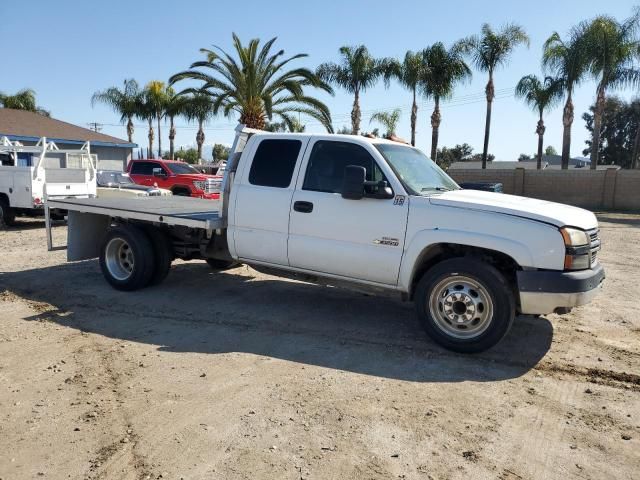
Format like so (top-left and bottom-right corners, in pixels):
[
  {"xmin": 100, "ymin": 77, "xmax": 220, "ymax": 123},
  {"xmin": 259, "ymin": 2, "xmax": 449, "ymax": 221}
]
[{"xmin": 421, "ymin": 186, "xmax": 453, "ymax": 192}]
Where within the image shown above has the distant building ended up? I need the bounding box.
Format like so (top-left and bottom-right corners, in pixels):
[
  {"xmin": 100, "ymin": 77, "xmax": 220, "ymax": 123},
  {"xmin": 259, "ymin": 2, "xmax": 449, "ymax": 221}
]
[
  {"xmin": 534, "ymin": 154, "xmax": 590, "ymax": 168},
  {"xmin": 450, "ymin": 154, "xmax": 619, "ymax": 171},
  {"xmin": 448, "ymin": 161, "xmax": 548, "ymax": 170},
  {"xmin": 0, "ymin": 108, "xmax": 136, "ymax": 171}
]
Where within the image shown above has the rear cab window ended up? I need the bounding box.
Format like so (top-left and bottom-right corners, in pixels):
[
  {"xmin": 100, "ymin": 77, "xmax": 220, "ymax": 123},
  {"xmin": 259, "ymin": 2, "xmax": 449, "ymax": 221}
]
[
  {"xmin": 248, "ymin": 139, "xmax": 303, "ymax": 188},
  {"xmin": 130, "ymin": 161, "xmax": 158, "ymax": 176}
]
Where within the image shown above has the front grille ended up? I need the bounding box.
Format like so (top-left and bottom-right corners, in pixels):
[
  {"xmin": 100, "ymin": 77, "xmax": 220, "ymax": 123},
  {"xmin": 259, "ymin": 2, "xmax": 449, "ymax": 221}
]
[{"xmin": 587, "ymin": 228, "xmax": 601, "ymax": 266}]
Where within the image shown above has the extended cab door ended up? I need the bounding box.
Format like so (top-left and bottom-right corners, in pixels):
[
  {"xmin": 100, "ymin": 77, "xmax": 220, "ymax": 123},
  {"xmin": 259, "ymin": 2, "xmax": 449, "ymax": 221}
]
[
  {"xmin": 288, "ymin": 139, "xmax": 409, "ymax": 285},
  {"xmin": 231, "ymin": 137, "xmax": 308, "ymax": 266}
]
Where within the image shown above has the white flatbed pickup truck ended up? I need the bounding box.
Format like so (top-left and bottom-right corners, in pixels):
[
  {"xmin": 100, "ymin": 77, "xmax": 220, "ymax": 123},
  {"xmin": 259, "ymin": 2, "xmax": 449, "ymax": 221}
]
[{"xmin": 46, "ymin": 126, "xmax": 605, "ymax": 353}]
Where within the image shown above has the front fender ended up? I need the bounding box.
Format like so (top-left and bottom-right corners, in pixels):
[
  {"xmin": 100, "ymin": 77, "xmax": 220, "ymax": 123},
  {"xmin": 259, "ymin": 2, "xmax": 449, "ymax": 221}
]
[{"xmin": 398, "ymin": 228, "xmax": 559, "ymax": 291}]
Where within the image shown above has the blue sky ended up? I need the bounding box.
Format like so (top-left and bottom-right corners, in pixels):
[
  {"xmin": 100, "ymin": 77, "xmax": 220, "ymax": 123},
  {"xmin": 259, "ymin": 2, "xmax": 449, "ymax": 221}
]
[{"xmin": 1, "ymin": 0, "xmax": 637, "ymax": 160}]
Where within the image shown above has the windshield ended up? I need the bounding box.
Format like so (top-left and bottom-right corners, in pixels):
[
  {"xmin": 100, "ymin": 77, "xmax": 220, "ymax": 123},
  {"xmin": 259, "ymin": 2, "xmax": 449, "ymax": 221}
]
[
  {"xmin": 375, "ymin": 144, "xmax": 459, "ymax": 195},
  {"xmin": 97, "ymin": 171, "xmax": 134, "ymax": 187},
  {"xmin": 166, "ymin": 162, "xmax": 201, "ymax": 175}
]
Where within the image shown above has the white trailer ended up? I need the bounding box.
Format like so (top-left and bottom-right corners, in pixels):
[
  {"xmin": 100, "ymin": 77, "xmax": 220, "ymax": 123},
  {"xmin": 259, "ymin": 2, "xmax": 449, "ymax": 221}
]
[{"xmin": 0, "ymin": 136, "xmax": 97, "ymax": 227}]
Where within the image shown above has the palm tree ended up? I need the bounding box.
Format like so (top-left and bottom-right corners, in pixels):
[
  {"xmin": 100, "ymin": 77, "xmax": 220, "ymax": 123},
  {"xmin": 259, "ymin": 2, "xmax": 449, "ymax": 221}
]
[
  {"xmin": 370, "ymin": 109, "xmax": 401, "ymax": 138},
  {"xmin": 265, "ymin": 117, "xmax": 306, "ymax": 132},
  {"xmin": 181, "ymin": 91, "xmax": 216, "ymax": 162},
  {"xmin": 389, "ymin": 51, "xmax": 426, "ymax": 146},
  {"xmin": 317, "ymin": 45, "xmax": 395, "ymax": 134},
  {"xmin": 421, "ymin": 42, "xmax": 472, "ymax": 160},
  {"xmin": 170, "ymin": 33, "xmax": 333, "ymax": 132},
  {"xmin": 0, "ymin": 88, "xmax": 50, "ymax": 116},
  {"xmin": 165, "ymin": 88, "xmax": 188, "ymax": 159},
  {"xmin": 515, "ymin": 75, "xmax": 563, "ymax": 169},
  {"xmin": 583, "ymin": 12, "xmax": 640, "ymax": 169},
  {"xmin": 543, "ymin": 25, "xmax": 590, "ymax": 169},
  {"xmin": 460, "ymin": 24, "xmax": 529, "ymax": 168},
  {"xmin": 144, "ymin": 81, "xmax": 170, "ymax": 158},
  {"xmin": 91, "ymin": 79, "xmax": 141, "ymax": 143},
  {"xmin": 134, "ymin": 90, "xmax": 155, "ymax": 158}
]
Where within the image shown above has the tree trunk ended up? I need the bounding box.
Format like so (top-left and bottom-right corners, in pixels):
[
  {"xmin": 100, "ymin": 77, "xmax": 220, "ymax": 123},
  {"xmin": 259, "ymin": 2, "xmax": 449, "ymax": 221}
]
[
  {"xmin": 536, "ymin": 112, "xmax": 545, "ymax": 170},
  {"xmin": 126, "ymin": 116, "xmax": 134, "ymax": 143},
  {"xmin": 147, "ymin": 119, "xmax": 154, "ymax": 159},
  {"xmin": 590, "ymin": 83, "xmax": 606, "ymax": 170},
  {"xmin": 157, "ymin": 114, "xmax": 162, "ymax": 159},
  {"xmin": 430, "ymin": 96, "xmax": 441, "ymax": 162},
  {"xmin": 196, "ymin": 120, "xmax": 205, "ymax": 164},
  {"xmin": 410, "ymin": 87, "xmax": 417, "ymax": 147},
  {"xmin": 481, "ymin": 75, "xmax": 495, "ymax": 169},
  {"xmin": 169, "ymin": 115, "xmax": 176, "ymax": 160},
  {"xmin": 351, "ymin": 89, "xmax": 361, "ymax": 135},
  {"xmin": 561, "ymin": 92, "xmax": 574, "ymax": 170},
  {"xmin": 632, "ymin": 119, "xmax": 640, "ymax": 169}
]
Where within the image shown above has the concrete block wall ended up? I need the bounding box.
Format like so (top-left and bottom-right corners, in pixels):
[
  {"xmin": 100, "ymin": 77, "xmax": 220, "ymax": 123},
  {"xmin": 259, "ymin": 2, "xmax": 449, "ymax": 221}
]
[{"xmin": 448, "ymin": 168, "xmax": 640, "ymax": 211}]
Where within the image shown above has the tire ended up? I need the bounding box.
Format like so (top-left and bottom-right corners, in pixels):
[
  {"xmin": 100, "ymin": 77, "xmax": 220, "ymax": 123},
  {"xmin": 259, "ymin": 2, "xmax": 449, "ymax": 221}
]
[
  {"xmin": 142, "ymin": 226, "xmax": 173, "ymax": 286},
  {"xmin": 414, "ymin": 257, "xmax": 515, "ymax": 353},
  {"xmin": 0, "ymin": 198, "xmax": 16, "ymax": 228},
  {"xmin": 206, "ymin": 258, "xmax": 238, "ymax": 270},
  {"xmin": 173, "ymin": 188, "xmax": 191, "ymax": 197},
  {"xmin": 99, "ymin": 225, "xmax": 155, "ymax": 291}
]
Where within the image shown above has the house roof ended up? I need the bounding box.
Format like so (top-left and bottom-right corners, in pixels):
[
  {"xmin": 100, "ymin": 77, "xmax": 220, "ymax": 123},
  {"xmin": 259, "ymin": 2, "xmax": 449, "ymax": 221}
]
[
  {"xmin": 0, "ymin": 108, "xmax": 136, "ymax": 148},
  {"xmin": 448, "ymin": 161, "xmax": 547, "ymax": 170}
]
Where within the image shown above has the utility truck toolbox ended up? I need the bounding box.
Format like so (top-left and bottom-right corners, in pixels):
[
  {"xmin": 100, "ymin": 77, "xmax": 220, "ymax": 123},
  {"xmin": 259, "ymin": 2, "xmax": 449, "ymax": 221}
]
[{"xmin": 46, "ymin": 125, "xmax": 605, "ymax": 353}]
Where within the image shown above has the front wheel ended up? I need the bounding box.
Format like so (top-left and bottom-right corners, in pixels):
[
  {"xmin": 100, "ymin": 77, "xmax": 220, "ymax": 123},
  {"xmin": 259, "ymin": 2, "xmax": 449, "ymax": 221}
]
[{"xmin": 414, "ymin": 258, "xmax": 515, "ymax": 353}]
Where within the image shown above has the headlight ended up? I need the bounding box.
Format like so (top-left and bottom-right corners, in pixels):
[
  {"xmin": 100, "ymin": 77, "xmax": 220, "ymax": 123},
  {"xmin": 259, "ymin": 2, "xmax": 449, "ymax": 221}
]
[
  {"xmin": 193, "ymin": 180, "xmax": 206, "ymax": 191},
  {"xmin": 560, "ymin": 227, "xmax": 590, "ymax": 270},
  {"xmin": 560, "ymin": 227, "xmax": 589, "ymax": 246}
]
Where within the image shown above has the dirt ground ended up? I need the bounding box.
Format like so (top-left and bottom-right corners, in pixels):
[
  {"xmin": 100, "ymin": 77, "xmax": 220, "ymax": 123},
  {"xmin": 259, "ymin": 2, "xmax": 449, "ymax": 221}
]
[{"xmin": 0, "ymin": 213, "xmax": 638, "ymax": 480}]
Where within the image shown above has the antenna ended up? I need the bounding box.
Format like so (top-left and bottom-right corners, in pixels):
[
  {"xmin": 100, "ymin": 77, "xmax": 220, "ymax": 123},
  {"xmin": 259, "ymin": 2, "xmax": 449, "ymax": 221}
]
[{"xmin": 87, "ymin": 122, "xmax": 103, "ymax": 133}]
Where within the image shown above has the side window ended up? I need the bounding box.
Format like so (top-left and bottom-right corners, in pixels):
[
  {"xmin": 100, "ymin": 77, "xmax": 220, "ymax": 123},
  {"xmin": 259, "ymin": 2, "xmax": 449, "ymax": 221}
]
[
  {"xmin": 303, "ymin": 141, "xmax": 387, "ymax": 194},
  {"xmin": 248, "ymin": 139, "xmax": 302, "ymax": 188},
  {"xmin": 130, "ymin": 162, "xmax": 155, "ymax": 175}
]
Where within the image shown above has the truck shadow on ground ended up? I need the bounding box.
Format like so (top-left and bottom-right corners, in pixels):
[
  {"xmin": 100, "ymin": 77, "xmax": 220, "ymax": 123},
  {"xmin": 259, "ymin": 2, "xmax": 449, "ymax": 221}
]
[{"xmin": 1, "ymin": 260, "xmax": 553, "ymax": 383}]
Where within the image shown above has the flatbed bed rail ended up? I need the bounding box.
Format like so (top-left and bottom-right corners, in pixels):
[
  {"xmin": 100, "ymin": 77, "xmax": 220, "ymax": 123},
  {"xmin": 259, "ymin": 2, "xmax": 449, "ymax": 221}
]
[{"xmin": 45, "ymin": 196, "xmax": 224, "ymax": 251}]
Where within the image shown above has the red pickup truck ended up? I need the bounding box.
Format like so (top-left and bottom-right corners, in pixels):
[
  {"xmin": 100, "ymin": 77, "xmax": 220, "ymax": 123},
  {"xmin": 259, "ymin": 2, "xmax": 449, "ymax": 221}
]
[{"xmin": 127, "ymin": 159, "xmax": 221, "ymax": 199}]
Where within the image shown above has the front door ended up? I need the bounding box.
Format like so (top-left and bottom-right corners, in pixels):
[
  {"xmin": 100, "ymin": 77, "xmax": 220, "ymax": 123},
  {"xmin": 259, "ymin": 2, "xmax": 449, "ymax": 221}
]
[
  {"xmin": 232, "ymin": 137, "xmax": 307, "ymax": 266},
  {"xmin": 288, "ymin": 139, "xmax": 409, "ymax": 285}
]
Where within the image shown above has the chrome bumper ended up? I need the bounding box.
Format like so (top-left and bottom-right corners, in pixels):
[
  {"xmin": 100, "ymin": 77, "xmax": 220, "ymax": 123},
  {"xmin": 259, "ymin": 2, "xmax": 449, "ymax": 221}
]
[{"xmin": 517, "ymin": 263, "xmax": 605, "ymax": 315}]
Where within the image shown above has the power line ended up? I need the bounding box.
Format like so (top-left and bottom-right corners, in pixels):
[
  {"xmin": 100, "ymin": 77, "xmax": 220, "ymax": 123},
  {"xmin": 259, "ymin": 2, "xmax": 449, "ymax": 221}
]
[
  {"xmin": 87, "ymin": 122, "xmax": 103, "ymax": 132},
  {"xmin": 94, "ymin": 86, "xmax": 517, "ymax": 132}
]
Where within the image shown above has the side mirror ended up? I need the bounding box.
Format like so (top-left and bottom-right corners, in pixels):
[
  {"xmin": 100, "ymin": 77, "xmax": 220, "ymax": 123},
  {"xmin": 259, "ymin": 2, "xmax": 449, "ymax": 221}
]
[
  {"xmin": 342, "ymin": 165, "xmax": 366, "ymax": 200},
  {"xmin": 364, "ymin": 180, "xmax": 394, "ymax": 199},
  {"xmin": 152, "ymin": 167, "xmax": 166, "ymax": 178}
]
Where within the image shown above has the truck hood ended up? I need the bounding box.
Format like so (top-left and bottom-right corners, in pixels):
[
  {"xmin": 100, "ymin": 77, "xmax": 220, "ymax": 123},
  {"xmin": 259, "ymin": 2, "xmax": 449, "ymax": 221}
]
[{"xmin": 428, "ymin": 190, "xmax": 598, "ymax": 229}]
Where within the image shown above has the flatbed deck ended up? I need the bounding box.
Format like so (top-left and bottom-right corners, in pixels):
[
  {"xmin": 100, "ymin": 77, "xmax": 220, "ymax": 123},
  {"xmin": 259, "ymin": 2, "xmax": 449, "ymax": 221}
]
[{"xmin": 48, "ymin": 196, "xmax": 224, "ymax": 230}]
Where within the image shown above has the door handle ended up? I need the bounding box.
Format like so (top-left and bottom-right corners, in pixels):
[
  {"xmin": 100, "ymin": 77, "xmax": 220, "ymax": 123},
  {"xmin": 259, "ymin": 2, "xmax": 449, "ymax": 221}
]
[{"xmin": 293, "ymin": 201, "xmax": 314, "ymax": 213}]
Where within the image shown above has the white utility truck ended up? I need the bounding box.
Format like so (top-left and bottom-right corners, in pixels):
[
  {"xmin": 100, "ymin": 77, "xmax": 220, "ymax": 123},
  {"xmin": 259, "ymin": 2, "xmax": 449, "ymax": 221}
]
[
  {"xmin": 45, "ymin": 126, "xmax": 604, "ymax": 352},
  {"xmin": 0, "ymin": 136, "xmax": 97, "ymax": 226}
]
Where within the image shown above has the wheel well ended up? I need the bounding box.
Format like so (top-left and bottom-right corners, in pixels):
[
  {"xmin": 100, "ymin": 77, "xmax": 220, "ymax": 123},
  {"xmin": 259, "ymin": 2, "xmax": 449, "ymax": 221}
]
[
  {"xmin": 0, "ymin": 193, "xmax": 9, "ymax": 205},
  {"xmin": 171, "ymin": 185, "xmax": 191, "ymax": 196},
  {"xmin": 409, "ymin": 243, "xmax": 520, "ymax": 301}
]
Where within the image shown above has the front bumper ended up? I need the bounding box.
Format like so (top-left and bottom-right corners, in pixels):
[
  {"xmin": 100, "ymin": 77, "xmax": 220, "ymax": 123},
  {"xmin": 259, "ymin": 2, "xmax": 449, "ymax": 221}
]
[
  {"xmin": 192, "ymin": 192, "xmax": 220, "ymax": 200},
  {"xmin": 517, "ymin": 263, "xmax": 605, "ymax": 315}
]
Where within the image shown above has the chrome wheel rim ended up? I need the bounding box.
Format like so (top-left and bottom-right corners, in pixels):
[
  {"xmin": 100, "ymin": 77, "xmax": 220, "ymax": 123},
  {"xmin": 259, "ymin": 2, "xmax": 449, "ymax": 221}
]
[
  {"xmin": 105, "ymin": 237, "xmax": 135, "ymax": 281},
  {"xmin": 428, "ymin": 275, "xmax": 494, "ymax": 340}
]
